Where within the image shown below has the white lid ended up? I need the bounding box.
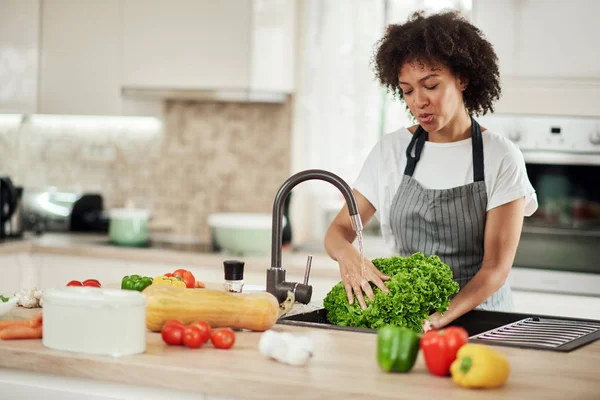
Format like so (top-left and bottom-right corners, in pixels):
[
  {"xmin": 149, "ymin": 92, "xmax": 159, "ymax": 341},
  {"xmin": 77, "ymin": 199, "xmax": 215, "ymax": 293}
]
[
  {"xmin": 43, "ymin": 288, "xmax": 146, "ymax": 308},
  {"xmin": 207, "ymin": 213, "xmax": 287, "ymax": 229},
  {"xmin": 110, "ymin": 208, "xmax": 150, "ymax": 219}
]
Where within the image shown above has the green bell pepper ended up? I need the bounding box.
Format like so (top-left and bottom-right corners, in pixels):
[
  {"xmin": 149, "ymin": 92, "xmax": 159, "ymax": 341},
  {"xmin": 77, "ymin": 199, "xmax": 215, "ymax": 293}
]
[
  {"xmin": 121, "ymin": 275, "xmax": 153, "ymax": 291},
  {"xmin": 377, "ymin": 325, "xmax": 421, "ymax": 373}
]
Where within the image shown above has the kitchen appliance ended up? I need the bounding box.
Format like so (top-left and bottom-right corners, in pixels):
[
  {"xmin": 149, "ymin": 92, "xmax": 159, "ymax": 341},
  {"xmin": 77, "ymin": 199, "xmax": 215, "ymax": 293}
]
[
  {"xmin": 21, "ymin": 188, "xmax": 108, "ymax": 233},
  {"xmin": 477, "ymin": 114, "xmax": 600, "ymax": 295},
  {"xmin": 42, "ymin": 287, "xmax": 147, "ymax": 357},
  {"xmin": 0, "ymin": 176, "xmax": 24, "ymax": 240}
]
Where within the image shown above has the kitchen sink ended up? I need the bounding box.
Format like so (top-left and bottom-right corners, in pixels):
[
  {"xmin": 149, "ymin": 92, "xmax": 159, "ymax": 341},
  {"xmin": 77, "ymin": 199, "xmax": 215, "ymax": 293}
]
[{"xmin": 278, "ymin": 308, "xmax": 600, "ymax": 352}]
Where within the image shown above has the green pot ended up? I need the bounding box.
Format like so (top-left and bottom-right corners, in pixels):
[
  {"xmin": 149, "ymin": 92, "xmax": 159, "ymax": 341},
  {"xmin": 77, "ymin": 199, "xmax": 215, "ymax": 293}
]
[{"xmin": 109, "ymin": 209, "xmax": 150, "ymax": 247}]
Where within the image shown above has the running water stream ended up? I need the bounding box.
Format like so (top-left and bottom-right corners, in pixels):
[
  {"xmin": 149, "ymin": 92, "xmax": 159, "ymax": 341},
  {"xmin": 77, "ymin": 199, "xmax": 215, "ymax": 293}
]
[{"xmin": 357, "ymin": 229, "xmax": 366, "ymax": 283}]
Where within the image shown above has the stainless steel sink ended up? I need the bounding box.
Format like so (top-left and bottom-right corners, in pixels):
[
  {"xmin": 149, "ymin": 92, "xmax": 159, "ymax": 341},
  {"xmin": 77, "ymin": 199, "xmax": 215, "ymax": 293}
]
[{"xmin": 277, "ymin": 308, "xmax": 600, "ymax": 352}]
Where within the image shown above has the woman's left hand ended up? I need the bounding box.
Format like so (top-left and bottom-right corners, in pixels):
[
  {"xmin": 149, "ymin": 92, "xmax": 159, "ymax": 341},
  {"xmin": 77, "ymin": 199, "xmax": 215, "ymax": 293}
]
[{"xmin": 422, "ymin": 313, "xmax": 443, "ymax": 333}]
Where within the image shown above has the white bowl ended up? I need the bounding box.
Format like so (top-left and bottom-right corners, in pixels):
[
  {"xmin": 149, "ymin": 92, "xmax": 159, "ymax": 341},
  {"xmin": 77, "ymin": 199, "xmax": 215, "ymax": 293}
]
[
  {"xmin": 0, "ymin": 296, "xmax": 17, "ymax": 317},
  {"xmin": 208, "ymin": 213, "xmax": 287, "ymax": 256}
]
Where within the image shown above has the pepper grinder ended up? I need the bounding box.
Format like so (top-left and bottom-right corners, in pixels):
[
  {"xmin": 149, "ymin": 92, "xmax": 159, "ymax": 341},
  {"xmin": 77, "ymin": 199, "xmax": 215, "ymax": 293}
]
[{"xmin": 223, "ymin": 260, "xmax": 245, "ymax": 293}]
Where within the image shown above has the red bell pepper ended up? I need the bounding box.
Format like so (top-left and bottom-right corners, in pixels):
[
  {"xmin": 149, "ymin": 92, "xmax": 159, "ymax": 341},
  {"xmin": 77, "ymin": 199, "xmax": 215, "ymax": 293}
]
[
  {"xmin": 173, "ymin": 269, "xmax": 196, "ymax": 289},
  {"xmin": 420, "ymin": 326, "xmax": 469, "ymax": 377}
]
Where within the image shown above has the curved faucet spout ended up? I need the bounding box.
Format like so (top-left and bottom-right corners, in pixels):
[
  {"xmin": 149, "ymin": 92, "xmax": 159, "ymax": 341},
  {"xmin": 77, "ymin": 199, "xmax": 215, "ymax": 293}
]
[
  {"xmin": 271, "ymin": 169, "xmax": 363, "ymax": 270},
  {"xmin": 267, "ymin": 169, "xmax": 364, "ymax": 305}
]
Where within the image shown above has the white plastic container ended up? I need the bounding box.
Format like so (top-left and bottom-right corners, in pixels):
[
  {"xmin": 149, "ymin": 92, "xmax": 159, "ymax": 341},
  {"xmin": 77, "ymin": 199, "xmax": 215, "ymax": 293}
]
[{"xmin": 42, "ymin": 287, "xmax": 147, "ymax": 357}]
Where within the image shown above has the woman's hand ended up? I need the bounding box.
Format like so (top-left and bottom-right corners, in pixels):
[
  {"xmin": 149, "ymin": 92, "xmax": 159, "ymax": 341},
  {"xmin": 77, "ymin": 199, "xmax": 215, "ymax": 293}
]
[
  {"xmin": 422, "ymin": 313, "xmax": 443, "ymax": 333},
  {"xmin": 337, "ymin": 247, "xmax": 390, "ymax": 310}
]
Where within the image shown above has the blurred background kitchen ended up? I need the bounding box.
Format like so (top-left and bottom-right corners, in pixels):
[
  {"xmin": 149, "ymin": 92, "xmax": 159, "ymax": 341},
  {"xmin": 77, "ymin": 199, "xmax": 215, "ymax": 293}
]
[{"xmin": 1, "ymin": 1, "xmax": 599, "ymax": 310}]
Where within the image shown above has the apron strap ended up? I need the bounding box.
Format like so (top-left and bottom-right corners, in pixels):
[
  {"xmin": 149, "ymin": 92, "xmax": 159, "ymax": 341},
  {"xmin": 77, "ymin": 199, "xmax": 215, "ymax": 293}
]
[
  {"xmin": 404, "ymin": 126, "xmax": 428, "ymax": 177},
  {"xmin": 471, "ymin": 117, "xmax": 485, "ymax": 182},
  {"xmin": 404, "ymin": 117, "xmax": 485, "ymax": 181}
]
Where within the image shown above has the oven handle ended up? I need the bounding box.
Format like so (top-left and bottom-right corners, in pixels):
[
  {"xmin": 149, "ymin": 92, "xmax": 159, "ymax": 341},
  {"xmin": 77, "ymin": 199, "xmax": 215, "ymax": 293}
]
[
  {"xmin": 522, "ymin": 225, "xmax": 600, "ymax": 238},
  {"xmin": 522, "ymin": 151, "xmax": 600, "ymax": 166}
]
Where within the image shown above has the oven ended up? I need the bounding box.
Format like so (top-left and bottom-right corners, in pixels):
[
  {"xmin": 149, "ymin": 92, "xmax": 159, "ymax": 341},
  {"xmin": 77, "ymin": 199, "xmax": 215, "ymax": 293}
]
[{"xmin": 477, "ymin": 114, "xmax": 600, "ymax": 296}]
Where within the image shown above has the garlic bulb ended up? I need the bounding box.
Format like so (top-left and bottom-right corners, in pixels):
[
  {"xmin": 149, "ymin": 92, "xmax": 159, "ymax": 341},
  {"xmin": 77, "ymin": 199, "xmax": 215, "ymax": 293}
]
[{"xmin": 14, "ymin": 287, "xmax": 44, "ymax": 308}]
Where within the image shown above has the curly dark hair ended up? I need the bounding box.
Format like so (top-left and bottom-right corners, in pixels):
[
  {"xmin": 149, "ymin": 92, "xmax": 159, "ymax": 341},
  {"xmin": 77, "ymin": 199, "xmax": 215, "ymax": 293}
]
[{"xmin": 374, "ymin": 10, "xmax": 501, "ymax": 116}]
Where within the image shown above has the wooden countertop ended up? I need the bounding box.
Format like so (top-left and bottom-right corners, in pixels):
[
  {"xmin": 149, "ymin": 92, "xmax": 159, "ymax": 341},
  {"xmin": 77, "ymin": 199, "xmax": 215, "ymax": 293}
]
[
  {"xmin": 1, "ymin": 308, "xmax": 599, "ymax": 400},
  {"xmin": 0, "ymin": 233, "xmax": 341, "ymax": 279}
]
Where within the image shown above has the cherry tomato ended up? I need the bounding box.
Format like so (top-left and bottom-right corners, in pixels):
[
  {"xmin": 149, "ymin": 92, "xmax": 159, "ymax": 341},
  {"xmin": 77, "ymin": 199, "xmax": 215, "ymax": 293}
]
[
  {"xmin": 210, "ymin": 328, "xmax": 235, "ymax": 349},
  {"xmin": 83, "ymin": 279, "xmax": 101, "ymax": 286},
  {"xmin": 83, "ymin": 281, "xmax": 101, "ymax": 288},
  {"xmin": 161, "ymin": 322, "xmax": 185, "ymax": 346},
  {"xmin": 164, "ymin": 272, "xmax": 174, "ymax": 278},
  {"xmin": 188, "ymin": 321, "xmax": 211, "ymax": 344},
  {"xmin": 66, "ymin": 280, "xmax": 83, "ymax": 287},
  {"xmin": 183, "ymin": 326, "xmax": 204, "ymax": 349},
  {"xmin": 173, "ymin": 269, "xmax": 196, "ymax": 289},
  {"xmin": 163, "ymin": 320, "xmax": 186, "ymax": 330}
]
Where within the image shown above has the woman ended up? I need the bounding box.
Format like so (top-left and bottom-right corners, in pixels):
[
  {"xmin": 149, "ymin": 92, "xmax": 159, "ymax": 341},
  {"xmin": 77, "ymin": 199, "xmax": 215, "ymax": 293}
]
[{"xmin": 324, "ymin": 11, "xmax": 538, "ymax": 331}]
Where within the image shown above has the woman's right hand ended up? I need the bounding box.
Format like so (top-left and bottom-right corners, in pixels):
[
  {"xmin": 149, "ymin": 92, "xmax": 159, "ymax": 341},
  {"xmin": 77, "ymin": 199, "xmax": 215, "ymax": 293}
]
[{"xmin": 337, "ymin": 247, "xmax": 390, "ymax": 310}]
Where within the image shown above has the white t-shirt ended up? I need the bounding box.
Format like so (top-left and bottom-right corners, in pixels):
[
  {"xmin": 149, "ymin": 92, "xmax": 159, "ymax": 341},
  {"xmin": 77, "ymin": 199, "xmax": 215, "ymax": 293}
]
[{"xmin": 354, "ymin": 127, "xmax": 538, "ymax": 248}]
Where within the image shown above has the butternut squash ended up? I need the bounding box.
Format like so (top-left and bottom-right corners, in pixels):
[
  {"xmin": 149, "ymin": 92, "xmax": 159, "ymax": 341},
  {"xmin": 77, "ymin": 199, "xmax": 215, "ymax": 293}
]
[{"xmin": 143, "ymin": 284, "xmax": 281, "ymax": 332}]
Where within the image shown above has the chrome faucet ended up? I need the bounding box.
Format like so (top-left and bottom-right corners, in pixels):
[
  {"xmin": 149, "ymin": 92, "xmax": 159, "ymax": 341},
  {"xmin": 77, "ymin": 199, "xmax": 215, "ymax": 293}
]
[{"xmin": 267, "ymin": 169, "xmax": 364, "ymax": 304}]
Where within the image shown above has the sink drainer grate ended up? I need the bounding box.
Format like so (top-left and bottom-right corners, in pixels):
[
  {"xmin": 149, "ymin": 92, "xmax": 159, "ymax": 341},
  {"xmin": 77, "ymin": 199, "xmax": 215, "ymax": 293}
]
[{"xmin": 474, "ymin": 317, "xmax": 600, "ymax": 349}]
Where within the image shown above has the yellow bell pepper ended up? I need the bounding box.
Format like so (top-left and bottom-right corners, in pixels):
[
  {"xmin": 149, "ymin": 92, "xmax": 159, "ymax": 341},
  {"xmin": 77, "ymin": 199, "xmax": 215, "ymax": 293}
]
[
  {"xmin": 450, "ymin": 344, "xmax": 510, "ymax": 389},
  {"xmin": 152, "ymin": 276, "xmax": 186, "ymax": 288}
]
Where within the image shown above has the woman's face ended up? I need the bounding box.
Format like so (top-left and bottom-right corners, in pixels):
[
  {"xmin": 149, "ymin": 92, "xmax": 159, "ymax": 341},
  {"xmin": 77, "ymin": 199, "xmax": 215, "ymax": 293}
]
[{"xmin": 398, "ymin": 60, "xmax": 467, "ymax": 133}]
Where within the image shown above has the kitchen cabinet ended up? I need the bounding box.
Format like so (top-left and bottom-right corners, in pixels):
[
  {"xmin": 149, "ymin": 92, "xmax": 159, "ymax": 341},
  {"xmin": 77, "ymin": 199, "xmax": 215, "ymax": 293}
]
[
  {"xmin": 0, "ymin": 254, "xmax": 20, "ymax": 295},
  {"xmin": 471, "ymin": 0, "xmax": 600, "ymax": 117},
  {"xmin": 39, "ymin": 0, "xmax": 121, "ymax": 116},
  {"xmin": 0, "ymin": 253, "xmax": 39, "ymax": 294},
  {"xmin": 0, "ymin": 0, "xmax": 40, "ymax": 114},
  {"xmin": 122, "ymin": 0, "xmax": 296, "ymax": 98},
  {"xmin": 473, "ymin": 1, "xmax": 600, "ymax": 79}
]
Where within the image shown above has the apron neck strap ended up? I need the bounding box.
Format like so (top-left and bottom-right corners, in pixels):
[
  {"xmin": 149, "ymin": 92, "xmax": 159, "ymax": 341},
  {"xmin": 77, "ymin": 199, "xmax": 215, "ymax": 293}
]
[
  {"xmin": 471, "ymin": 117, "xmax": 484, "ymax": 182},
  {"xmin": 404, "ymin": 126, "xmax": 428, "ymax": 176},
  {"xmin": 404, "ymin": 117, "xmax": 485, "ymax": 182}
]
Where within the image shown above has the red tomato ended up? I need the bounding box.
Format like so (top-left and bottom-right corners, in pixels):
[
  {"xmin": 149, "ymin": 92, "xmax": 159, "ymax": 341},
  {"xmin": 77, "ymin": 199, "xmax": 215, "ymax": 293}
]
[
  {"xmin": 83, "ymin": 281, "xmax": 101, "ymax": 288},
  {"xmin": 164, "ymin": 272, "xmax": 174, "ymax": 278},
  {"xmin": 188, "ymin": 321, "xmax": 211, "ymax": 344},
  {"xmin": 82, "ymin": 279, "xmax": 101, "ymax": 286},
  {"xmin": 173, "ymin": 269, "xmax": 196, "ymax": 289},
  {"xmin": 183, "ymin": 326, "xmax": 204, "ymax": 349},
  {"xmin": 66, "ymin": 280, "xmax": 83, "ymax": 287},
  {"xmin": 161, "ymin": 322, "xmax": 185, "ymax": 346},
  {"xmin": 210, "ymin": 328, "xmax": 235, "ymax": 349},
  {"xmin": 163, "ymin": 320, "xmax": 186, "ymax": 330}
]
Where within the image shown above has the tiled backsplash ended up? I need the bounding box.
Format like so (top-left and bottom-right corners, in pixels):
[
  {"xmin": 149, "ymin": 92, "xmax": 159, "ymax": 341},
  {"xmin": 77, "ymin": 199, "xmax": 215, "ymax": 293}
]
[{"xmin": 0, "ymin": 100, "xmax": 292, "ymax": 243}]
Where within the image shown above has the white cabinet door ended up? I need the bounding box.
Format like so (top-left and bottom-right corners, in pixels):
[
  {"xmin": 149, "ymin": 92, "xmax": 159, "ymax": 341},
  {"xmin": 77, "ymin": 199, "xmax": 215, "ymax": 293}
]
[
  {"xmin": 0, "ymin": 0, "xmax": 40, "ymax": 114},
  {"xmin": 39, "ymin": 0, "xmax": 121, "ymax": 115},
  {"xmin": 472, "ymin": 0, "xmax": 600, "ymax": 79},
  {"xmin": 122, "ymin": 0, "xmax": 252, "ymax": 90},
  {"xmin": 0, "ymin": 254, "xmax": 20, "ymax": 295},
  {"xmin": 249, "ymin": 0, "xmax": 296, "ymax": 93}
]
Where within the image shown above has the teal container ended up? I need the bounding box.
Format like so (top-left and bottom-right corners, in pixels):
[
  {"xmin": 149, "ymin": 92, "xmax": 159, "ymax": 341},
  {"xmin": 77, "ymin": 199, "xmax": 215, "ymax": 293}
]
[{"xmin": 108, "ymin": 209, "xmax": 150, "ymax": 247}]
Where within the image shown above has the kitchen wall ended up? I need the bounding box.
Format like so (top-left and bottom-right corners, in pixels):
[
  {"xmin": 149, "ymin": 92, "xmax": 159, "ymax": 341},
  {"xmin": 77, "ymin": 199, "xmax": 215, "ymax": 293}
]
[{"xmin": 0, "ymin": 100, "xmax": 292, "ymax": 243}]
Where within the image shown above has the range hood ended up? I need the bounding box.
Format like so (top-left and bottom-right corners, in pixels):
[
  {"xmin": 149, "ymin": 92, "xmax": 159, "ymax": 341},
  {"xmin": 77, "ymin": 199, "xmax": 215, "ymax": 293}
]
[{"xmin": 121, "ymin": 87, "xmax": 289, "ymax": 104}]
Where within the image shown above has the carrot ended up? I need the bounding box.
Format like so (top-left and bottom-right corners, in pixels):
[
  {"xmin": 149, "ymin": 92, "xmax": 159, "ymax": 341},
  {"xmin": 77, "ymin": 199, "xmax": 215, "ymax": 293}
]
[
  {"xmin": 195, "ymin": 280, "xmax": 206, "ymax": 289},
  {"xmin": 0, "ymin": 320, "xmax": 29, "ymax": 332},
  {"xmin": 30, "ymin": 313, "xmax": 43, "ymax": 328},
  {"xmin": 0, "ymin": 324, "xmax": 43, "ymax": 340}
]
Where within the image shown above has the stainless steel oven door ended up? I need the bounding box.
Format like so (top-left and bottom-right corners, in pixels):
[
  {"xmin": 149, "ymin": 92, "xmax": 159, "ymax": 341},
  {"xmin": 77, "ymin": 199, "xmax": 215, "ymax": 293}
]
[{"xmin": 515, "ymin": 151, "xmax": 600, "ymax": 274}]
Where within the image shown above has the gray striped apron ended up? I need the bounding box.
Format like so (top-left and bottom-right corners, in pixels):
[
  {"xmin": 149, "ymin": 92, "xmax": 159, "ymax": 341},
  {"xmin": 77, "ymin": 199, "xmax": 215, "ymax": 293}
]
[{"xmin": 389, "ymin": 118, "xmax": 513, "ymax": 311}]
